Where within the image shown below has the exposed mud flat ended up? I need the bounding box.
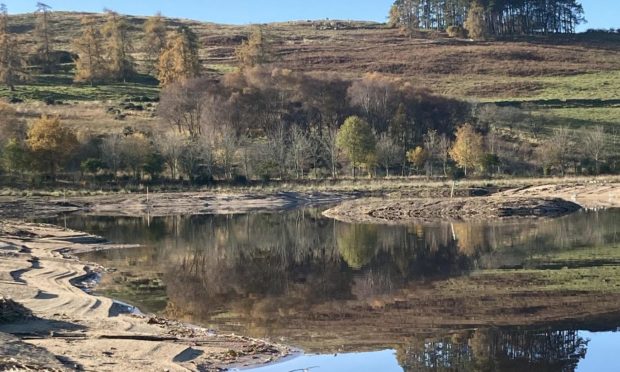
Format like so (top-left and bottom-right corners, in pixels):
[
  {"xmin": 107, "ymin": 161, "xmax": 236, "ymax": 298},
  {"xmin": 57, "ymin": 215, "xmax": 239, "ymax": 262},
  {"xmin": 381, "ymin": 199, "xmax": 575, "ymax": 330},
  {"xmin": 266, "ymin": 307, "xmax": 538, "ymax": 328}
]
[
  {"xmin": 323, "ymin": 197, "xmax": 582, "ymax": 224},
  {"xmin": 0, "ymin": 222, "xmax": 290, "ymax": 371}
]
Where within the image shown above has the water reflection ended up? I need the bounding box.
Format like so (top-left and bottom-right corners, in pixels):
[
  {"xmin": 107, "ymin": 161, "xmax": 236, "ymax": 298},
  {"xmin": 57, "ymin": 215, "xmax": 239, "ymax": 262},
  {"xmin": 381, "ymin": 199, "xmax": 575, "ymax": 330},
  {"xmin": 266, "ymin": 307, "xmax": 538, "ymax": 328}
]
[
  {"xmin": 63, "ymin": 209, "xmax": 620, "ymax": 358},
  {"xmin": 398, "ymin": 328, "xmax": 588, "ymax": 372},
  {"xmin": 249, "ymin": 328, "xmax": 596, "ymax": 372}
]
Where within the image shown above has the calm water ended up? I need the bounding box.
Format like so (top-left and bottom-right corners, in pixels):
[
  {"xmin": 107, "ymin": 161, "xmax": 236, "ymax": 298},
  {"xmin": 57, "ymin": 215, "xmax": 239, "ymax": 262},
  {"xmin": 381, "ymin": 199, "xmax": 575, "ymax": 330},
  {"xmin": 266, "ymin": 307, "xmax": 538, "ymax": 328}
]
[{"xmin": 48, "ymin": 208, "xmax": 620, "ymax": 371}]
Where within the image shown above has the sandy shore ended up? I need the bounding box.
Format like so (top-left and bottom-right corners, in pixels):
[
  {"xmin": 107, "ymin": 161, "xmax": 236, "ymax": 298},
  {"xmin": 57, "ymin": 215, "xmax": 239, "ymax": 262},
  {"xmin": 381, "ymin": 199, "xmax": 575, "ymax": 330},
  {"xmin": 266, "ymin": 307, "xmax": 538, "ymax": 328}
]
[
  {"xmin": 324, "ymin": 181, "xmax": 620, "ymax": 224},
  {"xmin": 497, "ymin": 182, "xmax": 620, "ymax": 209},
  {"xmin": 0, "ymin": 191, "xmax": 358, "ymax": 219},
  {"xmin": 0, "ymin": 221, "xmax": 290, "ymax": 371},
  {"xmin": 0, "ymin": 181, "xmax": 617, "ymax": 369},
  {"xmin": 323, "ymin": 197, "xmax": 582, "ymax": 223}
]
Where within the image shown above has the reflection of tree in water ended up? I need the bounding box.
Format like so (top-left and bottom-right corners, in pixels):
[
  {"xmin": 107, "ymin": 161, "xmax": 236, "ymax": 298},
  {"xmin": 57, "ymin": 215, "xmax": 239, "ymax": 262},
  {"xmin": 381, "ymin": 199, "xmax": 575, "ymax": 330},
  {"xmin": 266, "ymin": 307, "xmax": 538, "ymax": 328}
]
[
  {"xmin": 64, "ymin": 209, "xmax": 620, "ymax": 348},
  {"xmin": 397, "ymin": 328, "xmax": 588, "ymax": 372},
  {"xmin": 337, "ymin": 224, "xmax": 379, "ymax": 269},
  {"xmin": 163, "ymin": 212, "xmax": 477, "ymax": 324}
]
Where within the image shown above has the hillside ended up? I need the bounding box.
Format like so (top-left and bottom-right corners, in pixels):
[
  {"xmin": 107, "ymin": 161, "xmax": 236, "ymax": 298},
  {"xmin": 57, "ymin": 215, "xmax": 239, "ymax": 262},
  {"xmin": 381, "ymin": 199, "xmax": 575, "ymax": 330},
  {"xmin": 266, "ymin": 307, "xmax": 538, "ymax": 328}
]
[
  {"xmin": 4, "ymin": 11, "xmax": 620, "ymax": 101},
  {"xmin": 0, "ymin": 11, "xmax": 618, "ymax": 180}
]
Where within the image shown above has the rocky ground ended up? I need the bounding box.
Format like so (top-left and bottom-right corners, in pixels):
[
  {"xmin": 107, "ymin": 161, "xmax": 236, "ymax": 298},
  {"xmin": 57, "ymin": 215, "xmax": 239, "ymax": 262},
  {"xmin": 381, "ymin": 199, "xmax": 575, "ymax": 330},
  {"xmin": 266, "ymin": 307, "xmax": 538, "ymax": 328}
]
[{"xmin": 0, "ymin": 222, "xmax": 291, "ymax": 371}]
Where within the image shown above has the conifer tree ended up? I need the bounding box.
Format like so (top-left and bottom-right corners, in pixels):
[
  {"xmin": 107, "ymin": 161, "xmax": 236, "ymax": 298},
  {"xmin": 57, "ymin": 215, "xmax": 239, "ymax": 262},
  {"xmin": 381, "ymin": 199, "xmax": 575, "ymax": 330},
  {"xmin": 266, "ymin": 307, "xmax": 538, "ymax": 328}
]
[
  {"xmin": 35, "ymin": 2, "xmax": 55, "ymax": 73},
  {"xmin": 102, "ymin": 10, "xmax": 135, "ymax": 82},
  {"xmin": 158, "ymin": 26, "xmax": 201, "ymax": 86},
  {"xmin": 464, "ymin": 0, "xmax": 487, "ymax": 40},
  {"xmin": 0, "ymin": 4, "xmax": 26, "ymax": 90},
  {"xmin": 388, "ymin": 5, "xmax": 401, "ymax": 28},
  {"xmin": 143, "ymin": 12, "xmax": 167, "ymax": 76},
  {"xmin": 73, "ymin": 16, "xmax": 106, "ymax": 85},
  {"xmin": 390, "ymin": 0, "xmax": 584, "ymax": 36},
  {"xmin": 235, "ymin": 26, "xmax": 272, "ymax": 68}
]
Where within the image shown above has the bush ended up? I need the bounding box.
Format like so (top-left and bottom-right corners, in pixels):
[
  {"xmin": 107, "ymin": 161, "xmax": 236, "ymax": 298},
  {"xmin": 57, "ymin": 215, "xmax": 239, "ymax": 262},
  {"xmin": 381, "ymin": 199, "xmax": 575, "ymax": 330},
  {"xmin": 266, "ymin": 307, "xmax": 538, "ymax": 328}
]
[
  {"xmin": 448, "ymin": 166, "xmax": 465, "ymax": 180},
  {"xmin": 80, "ymin": 158, "xmax": 105, "ymax": 175},
  {"xmin": 232, "ymin": 175, "xmax": 249, "ymax": 185},
  {"xmin": 447, "ymin": 25, "xmax": 467, "ymax": 38},
  {"xmin": 192, "ymin": 173, "xmax": 214, "ymax": 186}
]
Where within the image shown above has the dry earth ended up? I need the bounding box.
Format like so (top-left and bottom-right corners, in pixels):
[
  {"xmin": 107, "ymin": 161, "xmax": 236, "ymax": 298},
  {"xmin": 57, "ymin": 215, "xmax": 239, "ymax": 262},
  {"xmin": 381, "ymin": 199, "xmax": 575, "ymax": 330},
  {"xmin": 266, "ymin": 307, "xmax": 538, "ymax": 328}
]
[{"xmin": 0, "ymin": 222, "xmax": 290, "ymax": 371}]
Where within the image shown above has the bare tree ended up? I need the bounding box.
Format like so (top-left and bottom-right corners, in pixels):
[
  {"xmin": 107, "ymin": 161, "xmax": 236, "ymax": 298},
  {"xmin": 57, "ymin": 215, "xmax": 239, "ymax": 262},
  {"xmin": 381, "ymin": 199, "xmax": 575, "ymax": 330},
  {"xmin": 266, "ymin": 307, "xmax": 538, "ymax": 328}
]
[
  {"xmin": 376, "ymin": 133, "xmax": 402, "ymax": 177},
  {"xmin": 423, "ymin": 129, "xmax": 439, "ymax": 177},
  {"xmin": 320, "ymin": 125, "xmax": 340, "ymax": 179},
  {"xmin": 101, "ymin": 134, "xmax": 123, "ymax": 177},
  {"xmin": 158, "ymin": 79, "xmax": 209, "ymax": 137},
  {"xmin": 180, "ymin": 137, "xmax": 213, "ymax": 183},
  {"xmin": 215, "ymin": 126, "xmax": 239, "ymax": 180},
  {"xmin": 348, "ymin": 73, "xmax": 397, "ymax": 133},
  {"xmin": 119, "ymin": 134, "xmax": 152, "ymax": 180},
  {"xmin": 155, "ymin": 132, "xmax": 186, "ymax": 180},
  {"xmin": 267, "ymin": 121, "xmax": 289, "ymax": 179},
  {"xmin": 583, "ymin": 126, "xmax": 608, "ymax": 174},
  {"xmin": 289, "ymin": 125, "xmax": 312, "ymax": 179},
  {"xmin": 438, "ymin": 133, "xmax": 451, "ymax": 177},
  {"xmin": 539, "ymin": 127, "xmax": 572, "ymax": 176}
]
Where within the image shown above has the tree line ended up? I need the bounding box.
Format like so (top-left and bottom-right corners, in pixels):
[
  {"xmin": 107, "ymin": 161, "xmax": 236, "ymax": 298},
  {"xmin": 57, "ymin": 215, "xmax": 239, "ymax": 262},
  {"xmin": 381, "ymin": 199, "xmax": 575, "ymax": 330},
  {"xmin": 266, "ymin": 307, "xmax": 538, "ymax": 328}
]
[
  {"xmin": 389, "ymin": 0, "xmax": 585, "ymax": 38},
  {"xmin": 0, "ymin": 4, "xmax": 269, "ymax": 88},
  {"xmin": 0, "ymin": 4, "xmax": 616, "ymax": 186},
  {"xmin": 0, "ymin": 1, "xmax": 589, "ymax": 90},
  {"xmin": 1, "ymin": 69, "xmax": 616, "ymax": 186}
]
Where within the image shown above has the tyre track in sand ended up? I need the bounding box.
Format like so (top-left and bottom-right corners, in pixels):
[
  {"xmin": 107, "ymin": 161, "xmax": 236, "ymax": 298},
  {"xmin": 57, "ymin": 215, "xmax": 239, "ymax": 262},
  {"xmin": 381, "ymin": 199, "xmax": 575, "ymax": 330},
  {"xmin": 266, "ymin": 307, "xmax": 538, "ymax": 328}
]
[{"xmin": 0, "ymin": 222, "xmax": 289, "ymax": 371}]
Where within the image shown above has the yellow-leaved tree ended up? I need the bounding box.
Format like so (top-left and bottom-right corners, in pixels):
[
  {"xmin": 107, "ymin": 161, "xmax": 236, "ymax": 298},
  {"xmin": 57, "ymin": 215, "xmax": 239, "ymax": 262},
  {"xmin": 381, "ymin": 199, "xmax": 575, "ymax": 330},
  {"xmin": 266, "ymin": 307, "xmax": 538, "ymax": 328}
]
[
  {"xmin": 158, "ymin": 26, "xmax": 201, "ymax": 86},
  {"xmin": 449, "ymin": 123, "xmax": 484, "ymax": 177},
  {"xmin": 27, "ymin": 115, "xmax": 78, "ymax": 178},
  {"xmin": 406, "ymin": 146, "xmax": 428, "ymax": 174},
  {"xmin": 235, "ymin": 26, "xmax": 272, "ymax": 69},
  {"xmin": 73, "ymin": 16, "xmax": 106, "ymax": 85},
  {"xmin": 144, "ymin": 12, "xmax": 167, "ymax": 76},
  {"xmin": 465, "ymin": 0, "xmax": 488, "ymax": 40},
  {"xmin": 102, "ymin": 10, "xmax": 135, "ymax": 82}
]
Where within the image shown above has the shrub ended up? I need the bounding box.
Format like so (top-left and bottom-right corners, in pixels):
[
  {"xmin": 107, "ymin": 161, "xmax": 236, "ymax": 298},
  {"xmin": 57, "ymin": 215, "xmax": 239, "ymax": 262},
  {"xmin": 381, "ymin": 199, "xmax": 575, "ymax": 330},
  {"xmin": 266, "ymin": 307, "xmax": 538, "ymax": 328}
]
[{"xmin": 447, "ymin": 25, "xmax": 467, "ymax": 38}]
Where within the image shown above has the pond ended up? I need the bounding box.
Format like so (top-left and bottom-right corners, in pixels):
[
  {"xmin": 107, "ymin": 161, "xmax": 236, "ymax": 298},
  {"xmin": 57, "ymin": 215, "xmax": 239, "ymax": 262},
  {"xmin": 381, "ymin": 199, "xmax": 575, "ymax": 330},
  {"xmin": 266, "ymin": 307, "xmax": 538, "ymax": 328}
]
[{"xmin": 47, "ymin": 208, "xmax": 620, "ymax": 371}]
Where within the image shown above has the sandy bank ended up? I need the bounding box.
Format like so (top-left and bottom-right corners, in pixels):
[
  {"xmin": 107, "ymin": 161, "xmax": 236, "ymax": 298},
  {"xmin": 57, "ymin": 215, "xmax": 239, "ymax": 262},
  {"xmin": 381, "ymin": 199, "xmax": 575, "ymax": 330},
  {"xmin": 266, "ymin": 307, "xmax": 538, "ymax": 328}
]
[
  {"xmin": 0, "ymin": 191, "xmax": 357, "ymax": 220},
  {"xmin": 323, "ymin": 197, "xmax": 582, "ymax": 224},
  {"xmin": 497, "ymin": 182, "xmax": 620, "ymax": 209},
  {"xmin": 0, "ymin": 221, "xmax": 290, "ymax": 371}
]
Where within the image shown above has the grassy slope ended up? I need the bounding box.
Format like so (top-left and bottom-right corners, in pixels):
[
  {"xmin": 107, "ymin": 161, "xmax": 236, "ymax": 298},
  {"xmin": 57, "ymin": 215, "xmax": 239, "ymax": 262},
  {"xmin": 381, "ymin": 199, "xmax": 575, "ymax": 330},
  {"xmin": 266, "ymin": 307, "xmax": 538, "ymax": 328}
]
[{"xmin": 1, "ymin": 12, "xmax": 619, "ymax": 139}]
